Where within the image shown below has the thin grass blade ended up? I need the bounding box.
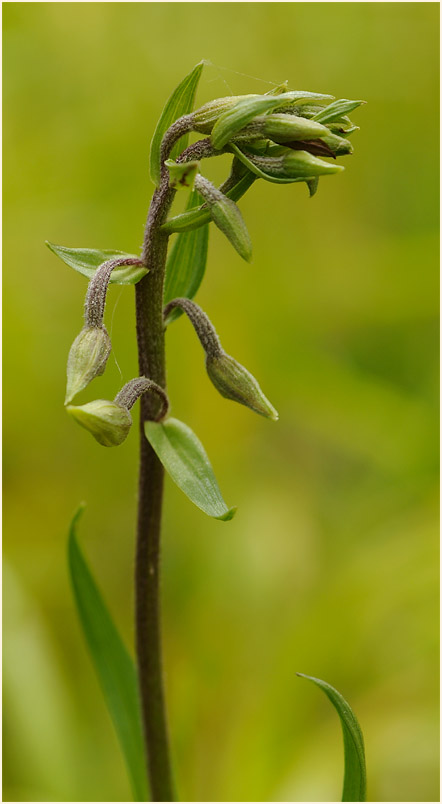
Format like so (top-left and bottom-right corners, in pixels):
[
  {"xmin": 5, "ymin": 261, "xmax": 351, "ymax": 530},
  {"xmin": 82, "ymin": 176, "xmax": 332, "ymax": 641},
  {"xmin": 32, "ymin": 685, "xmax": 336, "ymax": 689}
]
[
  {"xmin": 145, "ymin": 418, "xmax": 236, "ymax": 521},
  {"xmin": 164, "ymin": 190, "xmax": 209, "ymax": 323},
  {"xmin": 297, "ymin": 673, "xmax": 366, "ymax": 802},
  {"xmin": 149, "ymin": 61, "xmax": 204, "ymax": 186},
  {"xmin": 68, "ymin": 506, "xmax": 148, "ymax": 802}
]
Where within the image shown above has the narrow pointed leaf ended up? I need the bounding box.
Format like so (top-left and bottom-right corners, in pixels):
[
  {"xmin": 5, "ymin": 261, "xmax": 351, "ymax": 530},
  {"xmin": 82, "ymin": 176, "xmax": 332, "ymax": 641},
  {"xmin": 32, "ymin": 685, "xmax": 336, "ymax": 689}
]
[
  {"xmin": 161, "ymin": 172, "xmax": 256, "ymax": 234},
  {"xmin": 297, "ymin": 674, "xmax": 366, "ymax": 802},
  {"xmin": 307, "ymin": 177, "xmax": 319, "ymax": 197},
  {"xmin": 46, "ymin": 242, "xmax": 147, "ymax": 285},
  {"xmin": 211, "ymin": 91, "xmax": 334, "ymax": 150},
  {"xmin": 164, "ymin": 190, "xmax": 209, "ymax": 323},
  {"xmin": 145, "ymin": 418, "xmax": 236, "ymax": 521},
  {"xmin": 68, "ymin": 506, "xmax": 148, "ymax": 802},
  {"xmin": 313, "ymin": 99, "xmax": 366, "ymax": 124},
  {"xmin": 150, "ymin": 62, "xmax": 204, "ymax": 186}
]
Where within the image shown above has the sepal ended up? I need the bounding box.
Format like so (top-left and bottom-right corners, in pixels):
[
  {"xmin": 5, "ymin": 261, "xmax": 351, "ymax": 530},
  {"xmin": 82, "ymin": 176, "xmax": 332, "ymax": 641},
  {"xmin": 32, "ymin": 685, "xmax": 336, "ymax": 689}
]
[
  {"xmin": 65, "ymin": 326, "xmax": 111, "ymax": 404},
  {"xmin": 66, "ymin": 400, "xmax": 132, "ymax": 447}
]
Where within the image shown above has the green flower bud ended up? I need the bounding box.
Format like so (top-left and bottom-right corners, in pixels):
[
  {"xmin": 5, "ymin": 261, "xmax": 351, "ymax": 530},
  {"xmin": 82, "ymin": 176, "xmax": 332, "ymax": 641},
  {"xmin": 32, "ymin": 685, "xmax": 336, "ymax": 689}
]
[
  {"xmin": 65, "ymin": 326, "xmax": 111, "ymax": 405},
  {"xmin": 246, "ymin": 149, "xmax": 344, "ymax": 180},
  {"xmin": 194, "ymin": 174, "xmax": 252, "ymax": 262},
  {"xmin": 193, "ymin": 95, "xmax": 258, "ymax": 134},
  {"xmin": 320, "ymin": 132, "xmax": 353, "ymax": 156},
  {"xmin": 256, "ymin": 113, "xmax": 330, "ymax": 142},
  {"xmin": 66, "ymin": 400, "xmax": 132, "ymax": 447},
  {"xmin": 211, "ymin": 92, "xmax": 334, "ymax": 151},
  {"xmin": 210, "ymin": 197, "xmax": 252, "ymax": 262},
  {"xmin": 206, "ymin": 352, "xmax": 278, "ymax": 421}
]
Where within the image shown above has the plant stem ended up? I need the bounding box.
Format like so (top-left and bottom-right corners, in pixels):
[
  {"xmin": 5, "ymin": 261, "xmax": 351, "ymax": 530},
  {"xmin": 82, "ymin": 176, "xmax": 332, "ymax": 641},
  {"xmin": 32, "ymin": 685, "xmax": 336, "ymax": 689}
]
[
  {"xmin": 135, "ymin": 193, "xmax": 174, "ymax": 802},
  {"xmin": 134, "ymin": 117, "xmax": 202, "ymax": 801},
  {"xmin": 135, "ymin": 119, "xmax": 228, "ymax": 798}
]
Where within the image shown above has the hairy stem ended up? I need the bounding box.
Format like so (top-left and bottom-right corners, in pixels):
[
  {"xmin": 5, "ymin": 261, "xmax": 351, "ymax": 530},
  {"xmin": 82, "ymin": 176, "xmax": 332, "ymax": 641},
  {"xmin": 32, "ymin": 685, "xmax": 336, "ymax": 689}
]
[{"xmin": 134, "ymin": 117, "xmax": 199, "ymax": 801}]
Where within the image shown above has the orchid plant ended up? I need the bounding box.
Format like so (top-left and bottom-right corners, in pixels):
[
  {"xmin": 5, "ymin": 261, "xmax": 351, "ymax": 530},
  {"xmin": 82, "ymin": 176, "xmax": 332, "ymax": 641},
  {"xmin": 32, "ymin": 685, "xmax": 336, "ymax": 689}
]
[{"xmin": 48, "ymin": 62, "xmax": 366, "ymax": 802}]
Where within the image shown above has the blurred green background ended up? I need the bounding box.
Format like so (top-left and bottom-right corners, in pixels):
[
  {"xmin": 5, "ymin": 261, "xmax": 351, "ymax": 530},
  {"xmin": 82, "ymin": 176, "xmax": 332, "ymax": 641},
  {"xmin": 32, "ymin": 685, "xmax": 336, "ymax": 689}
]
[{"xmin": 3, "ymin": 3, "xmax": 439, "ymax": 802}]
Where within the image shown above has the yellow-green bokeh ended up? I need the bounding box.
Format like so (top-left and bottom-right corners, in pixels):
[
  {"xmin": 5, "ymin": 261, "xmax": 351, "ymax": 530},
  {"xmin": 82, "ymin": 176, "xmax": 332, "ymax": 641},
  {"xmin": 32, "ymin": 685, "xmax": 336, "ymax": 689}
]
[{"xmin": 3, "ymin": 3, "xmax": 439, "ymax": 802}]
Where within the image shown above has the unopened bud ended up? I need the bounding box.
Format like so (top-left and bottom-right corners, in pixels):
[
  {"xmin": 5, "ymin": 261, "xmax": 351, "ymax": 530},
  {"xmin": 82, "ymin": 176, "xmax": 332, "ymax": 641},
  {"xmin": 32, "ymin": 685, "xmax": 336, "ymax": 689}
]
[
  {"xmin": 66, "ymin": 400, "xmax": 132, "ymax": 447},
  {"xmin": 65, "ymin": 326, "xmax": 111, "ymax": 404},
  {"xmin": 211, "ymin": 92, "xmax": 334, "ymax": 151},
  {"xmin": 193, "ymin": 95, "xmax": 258, "ymax": 134},
  {"xmin": 247, "ymin": 149, "xmax": 344, "ymax": 180},
  {"xmin": 194, "ymin": 174, "xmax": 252, "ymax": 262},
  {"xmin": 206, "ymin": 352, "xmax": 278, "ymax": 421},
  {"xmin": 320, "ymin": 132, "xmax": 353, "ymax": 156},
  {"xmin": 257, "ymin": 113, "xmax": 330, "ymax": 142}
]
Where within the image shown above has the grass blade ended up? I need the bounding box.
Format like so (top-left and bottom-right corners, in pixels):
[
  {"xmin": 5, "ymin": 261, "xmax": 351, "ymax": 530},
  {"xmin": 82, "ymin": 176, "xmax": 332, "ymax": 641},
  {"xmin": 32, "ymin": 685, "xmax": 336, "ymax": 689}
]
[
  {"xmin": 149, "ymin": 61, "xmax": 204, "ymax": 187},
  {"xmin": 68, "ymin": 506, "xmax": 148, "ymax": 802},
  {"xmin": 46, "ymin": 242, "xmax": 147, "ymax": 284},
  {"xmin": 164, "ymin": 190, "xmax": 209, "ymax": 323},
  {"xmin": 297, "ymin": 673, "xmax": 366, "ymax": 801},
  {"xmin": 144, "ymin": 418, "xmax": 236, "ymax": 521}
]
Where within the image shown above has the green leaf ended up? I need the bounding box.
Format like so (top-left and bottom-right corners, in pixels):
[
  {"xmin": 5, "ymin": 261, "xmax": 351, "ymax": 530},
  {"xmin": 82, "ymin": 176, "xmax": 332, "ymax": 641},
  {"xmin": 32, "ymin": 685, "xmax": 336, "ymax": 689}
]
[
  {"xmin": 46, "ymin": 242, "xmax": 147, "ymax": 285},
  {"xmin": 164, "ymin": 190, "xmax": 209, "ymax": 323},
  {"xmin": 211, "ymin": 91, "xmax": 334, "ymax": 150},
  {"xmin": 68, "ymin": 506, "xmax": 148, "ymax": 802},
  {"xmin": 307, "ymin": 177, "xmax": 319, "ymax": 197},
  {"xmin": 144, "ymin": 418, "xmax": 236, "ymax": 521},
  {"xmin": 149, "ymin": 62, "xmax": 204, "ymax": 187},
  {"xmin": 312, "ymin": 99, "xmax": 366, "ymax": 124},
  {"xmin": 297, "ymin": 673, "xmax": 366, "ymax": 802},
  {"xmin": 161, "ymin": 172, "xmax": 256, "ymax": 235}
]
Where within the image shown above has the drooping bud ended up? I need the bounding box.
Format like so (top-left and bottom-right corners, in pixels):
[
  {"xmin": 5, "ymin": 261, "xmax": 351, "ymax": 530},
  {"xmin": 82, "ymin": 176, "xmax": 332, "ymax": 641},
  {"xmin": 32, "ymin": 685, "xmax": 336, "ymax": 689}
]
[
  {"xmin": 66, "ymin": 400, "xmax": 132, "ymax": 447},
  {"xmin": 206, "ymin": 353, "xmax": 279, "ymax": 421},
  {"xmin": 163, "ymin": 298, "xmax": 278, "ymax": 421},
  {"xmin": 194, "ymin": 174, "xmax": 252, "ymax": 262},
  {"xmin": 66, "ymin": 375, "xmax": 169, "ymax": 445},
  {"xmin": 65, "ymin": 326, "xmax": 111, "ymax": 404},
  {"xmin": 165, "ymin": 159, "xmax": 199, "ymax": 190}
]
